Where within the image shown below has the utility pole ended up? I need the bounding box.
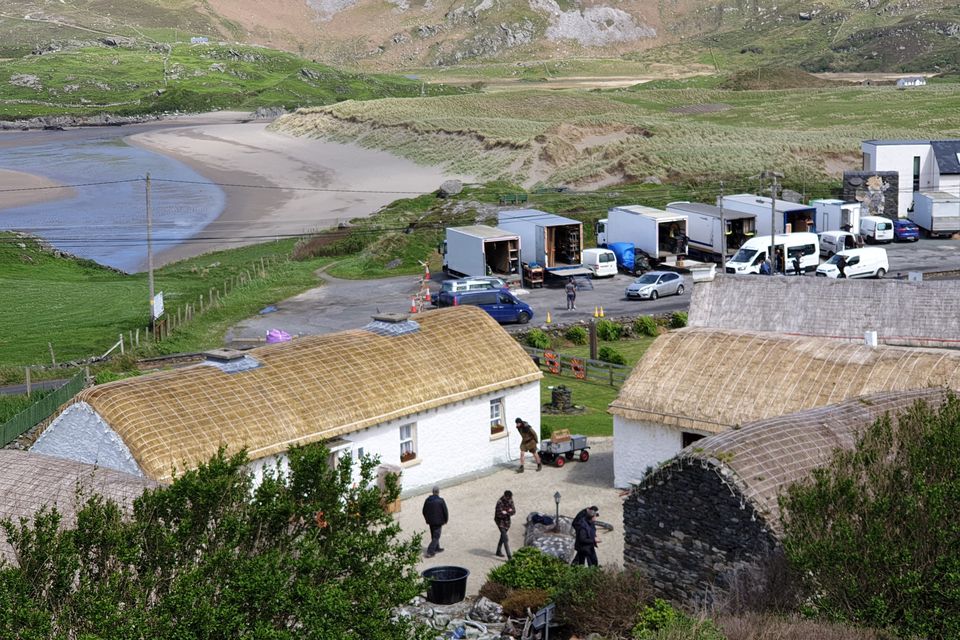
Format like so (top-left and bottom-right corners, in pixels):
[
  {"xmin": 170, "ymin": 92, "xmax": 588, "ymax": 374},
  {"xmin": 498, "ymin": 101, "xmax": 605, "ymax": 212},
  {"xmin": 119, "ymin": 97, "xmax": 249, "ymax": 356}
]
[
  {"xmin": 761, "ymin": 170, "xmax": 784, "ymax": 273},
  {"xmin": 146, "ymin": 173, "xmax": 155, "ymax": 328},
  {"xmin": 719, "ymin": 180, "xmax": 726, "ymax": 272}
]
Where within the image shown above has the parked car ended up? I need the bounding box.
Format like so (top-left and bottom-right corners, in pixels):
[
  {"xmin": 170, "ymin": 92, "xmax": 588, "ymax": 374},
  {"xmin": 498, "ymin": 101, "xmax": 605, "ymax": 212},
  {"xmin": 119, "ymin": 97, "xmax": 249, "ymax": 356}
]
[
  {"xmin": 436, "ymin": 277, "xmax": 506, "ymax": 306},
  {"xmin": 815, "ymin": 247, "xmax": 888, "ymax": 279},
  {"xmin": 440, "ymin": 289, "xmax": 533, "ymax": 324},
  {"xmin": 625, "ymin": 271, "xmax": 685, "ymax": 300},
  {"xmin": 819, "ymin": 230, "xmax": 859, "ymax": 257},
  {"xmin": 581, "ymin": 247, "xmax": 618, "ymax": 277},
  {"xmin": 859, "ymin": 215, "xmax": 894, "ymax": 244},
  {"xmin": 893, "ymin": 219, "xmax": 920, "ymax": 242}
]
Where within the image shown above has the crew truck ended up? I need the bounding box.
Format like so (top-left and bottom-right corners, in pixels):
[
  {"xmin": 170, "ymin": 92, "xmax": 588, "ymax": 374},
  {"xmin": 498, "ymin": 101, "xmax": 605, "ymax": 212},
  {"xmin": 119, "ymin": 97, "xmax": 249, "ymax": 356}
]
[
  {"xmin": 911, "ymin": 191, "xmax": 960, "ymax": 238},
  {"xmin": 441, "ymin": 225, "xmax": 521, "ymax": 278},
  {"xmin": 719, "ymin": 194, "xmax": 816, "ymax": 236},
  {"xmin": 497, "ymin": 209, "xmax": 589, "ymax": 277},
  {"xmin": 596, "ymin": 205, "xmax": 688, "ymax": 263},
  {"xmin": 665, "ymin": 201, "xmax": 756, "ymax": 263}
]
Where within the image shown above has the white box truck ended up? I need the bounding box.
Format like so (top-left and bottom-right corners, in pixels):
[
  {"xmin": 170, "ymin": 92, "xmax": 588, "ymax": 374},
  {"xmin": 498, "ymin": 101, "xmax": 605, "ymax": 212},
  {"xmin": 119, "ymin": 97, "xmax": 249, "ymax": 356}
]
[
  {"xmin": 719, "ymin": 194, "xmax": 816, "ymax": 236},
  {"xmin": 595, "ymin": 205, "xmax": 688, "ymax": 262},
  {"xmin": 497, "ymin": 209, "xmax": 589, "ymax": 277},
  {"xmin": 811, "ymin": 199, "xmax": 861, "ymax": 233},
  {"xmin": 441, "ymin": 225, "xmax": 521, "ymax": 278},
  {"xmin": 665, "ymin": 201, "xmax": 756, "ymax": 263},
  {"xmin": 910, "ymin": 191, "xmax": 960, "ymax": 238}
]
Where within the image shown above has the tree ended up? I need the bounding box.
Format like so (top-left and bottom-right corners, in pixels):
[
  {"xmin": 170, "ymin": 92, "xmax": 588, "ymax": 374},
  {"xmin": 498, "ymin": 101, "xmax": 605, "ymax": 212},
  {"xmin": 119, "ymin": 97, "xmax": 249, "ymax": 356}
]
[
  {"xmin": 0, "ymin": 444, "xmax": 428, "ymax": 639},
  {"xmin": 780, "ymin": 395, "xmax": 960, "ymax": 639}
]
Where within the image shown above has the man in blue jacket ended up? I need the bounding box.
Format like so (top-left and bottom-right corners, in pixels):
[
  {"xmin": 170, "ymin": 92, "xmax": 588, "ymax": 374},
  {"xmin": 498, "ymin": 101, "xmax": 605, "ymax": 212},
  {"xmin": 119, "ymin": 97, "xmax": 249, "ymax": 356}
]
[
  {"xmin": 571, "ymin": 506, "xmax": 600, "ymax": 567},
  {"xmin": 422, "ymin": 485, "xmax": 449, "ymax": 558}
]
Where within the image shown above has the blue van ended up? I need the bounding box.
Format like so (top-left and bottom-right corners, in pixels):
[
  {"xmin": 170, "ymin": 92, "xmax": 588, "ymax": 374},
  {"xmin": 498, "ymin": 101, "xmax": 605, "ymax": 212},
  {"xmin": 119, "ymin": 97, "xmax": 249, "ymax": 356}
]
[{"xmin": 446, "ymin": 289, "xmax": 533, "ymax": 324}]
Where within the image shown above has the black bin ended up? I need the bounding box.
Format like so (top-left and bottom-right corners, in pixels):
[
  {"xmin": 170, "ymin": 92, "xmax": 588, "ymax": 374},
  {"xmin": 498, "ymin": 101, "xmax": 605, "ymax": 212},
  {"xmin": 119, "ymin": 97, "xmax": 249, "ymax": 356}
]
[{"xmin": 422, "ymin": 565, "xmax": 470, "ymax": 605}]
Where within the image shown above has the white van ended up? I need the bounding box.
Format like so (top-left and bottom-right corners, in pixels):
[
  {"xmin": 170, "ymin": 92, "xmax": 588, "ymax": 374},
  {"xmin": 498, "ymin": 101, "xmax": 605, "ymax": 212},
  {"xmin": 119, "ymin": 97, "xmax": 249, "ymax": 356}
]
[
  {"xmin": 816, "ymin": 247, "xmax": 888, "ymax": 279},
  {"xmin": 725, "ymin": 232, "xmax": 819, "ymax": 275},
  {"xmin": 581, "ymin": 248, "xmax": 618, "ymax": 277},
  {"xmin": 819, "ymin": 230, "xmax": 859, "ymax": 257},
  {"xmin": 859, "ymin": 216, "xmax": 894, "ymax": 244}
]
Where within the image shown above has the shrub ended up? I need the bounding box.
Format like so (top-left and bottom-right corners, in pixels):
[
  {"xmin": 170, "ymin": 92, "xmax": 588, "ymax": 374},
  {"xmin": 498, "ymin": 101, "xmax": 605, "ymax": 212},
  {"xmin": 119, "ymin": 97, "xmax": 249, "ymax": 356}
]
[
  {"xmin": 487, "ymin": 547, "xmax": 572, "ymax": 597},
  {"xmin": 712, "ymin": 550, "xmax": 801, "ymax": 616},
  {"xmin": 478, "ymin": 579, "xmax": 512, "ymax": 604},
  {"xmin": 669, "ymin": 311, "xmax": 688, "ymax": 329},
  {"xmin": 633, "ymin": 600, "xmax": 725, "ymax": 640},
  {"xmin": 94, "ymin": 370, "xmax": 142, "ymax": 385},
  {"xmin": 634, "ymin": 599, "xmax": 684, "ymax": 637},
  {"xmin": 634, "ymin": 315, "xmax": 659, "ymax": 337},
  {"xmin": 501, "ymin": 588, "xmax": 550, "ymax": 618},
  {"xmin": 716, "ymin": 612, "xmax": 896, "ymax": 640},
  {"xmin": 555, "ymin": 567, "xmax": 653, "ymax": 637},
  {"xmin": 540, "ymin": 423, "xmax": 554, "ymax": 440},
  {"xmin": 598, "ymin": 346, "xmax": 626, "ymax": 365},
  {"xmin": 564, "ymin": 325, "xmax": 588, "ymax": 345},
  {"xmin": 596, "ymin": 319, "xmax": 621, "ymax": 341},
  {"xmin": 524, "ymin": 329, "xmax": 551, "ymax": 350}
]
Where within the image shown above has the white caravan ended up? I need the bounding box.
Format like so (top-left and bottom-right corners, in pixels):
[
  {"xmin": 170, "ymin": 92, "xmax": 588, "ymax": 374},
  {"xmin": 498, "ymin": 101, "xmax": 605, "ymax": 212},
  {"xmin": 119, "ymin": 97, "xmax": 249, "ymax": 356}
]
[{"xmin": 725, "ymin": 232, "xmax": 820, "ymax": 275}]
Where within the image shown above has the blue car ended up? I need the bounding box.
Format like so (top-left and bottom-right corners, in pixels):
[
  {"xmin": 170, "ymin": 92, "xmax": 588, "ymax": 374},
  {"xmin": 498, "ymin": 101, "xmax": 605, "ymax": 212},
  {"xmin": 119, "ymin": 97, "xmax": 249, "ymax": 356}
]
[
  {"xmin": 893, "ymin": 219, "xmax": 920, "ymax": 242},
  {"xmin": 439, "ymin": 288, "xmax": 534, "ymax": 324}
]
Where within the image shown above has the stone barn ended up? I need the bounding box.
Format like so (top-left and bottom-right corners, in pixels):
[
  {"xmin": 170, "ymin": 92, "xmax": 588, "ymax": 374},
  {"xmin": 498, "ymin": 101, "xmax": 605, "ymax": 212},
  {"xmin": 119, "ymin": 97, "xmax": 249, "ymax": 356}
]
[
  {"xmin": 609, "ymin": 328, "xmax": 960, "ymax": 488},
  {"xmin": 688, "ymin": 275, "xmax": 960, "ymax": 348},
  {"xmin": 32, "ymin": 307, "xmax": 542, "ymax": 492},
  {"xmin": 623, "ymin": 388, "xmax": 948, "ymax": 604},
  {"xmin": 0, "ymin": 450, "xmax": 156, "ymax": 565}
]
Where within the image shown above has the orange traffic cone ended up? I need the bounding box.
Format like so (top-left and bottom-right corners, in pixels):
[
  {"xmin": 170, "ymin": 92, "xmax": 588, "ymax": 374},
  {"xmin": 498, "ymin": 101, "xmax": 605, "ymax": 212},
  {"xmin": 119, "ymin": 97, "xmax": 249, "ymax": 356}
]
[
  {"xmin": 599, "ymin": 306, "xmax": 605, "ymax": 318},
  {"xmin": 593, "ymin": 306, "xmax": 599, "ymax": 318},
  {"xmin": 424, "ymin": 289, "xmax": 431, "ymax": 303},
  {"xmin": 424, "ymin": 265, "xmax": 430, "ymax": 280},
  {"xmin": 410, "ymin": 298, "xmax": 418, "ymax": 313}
]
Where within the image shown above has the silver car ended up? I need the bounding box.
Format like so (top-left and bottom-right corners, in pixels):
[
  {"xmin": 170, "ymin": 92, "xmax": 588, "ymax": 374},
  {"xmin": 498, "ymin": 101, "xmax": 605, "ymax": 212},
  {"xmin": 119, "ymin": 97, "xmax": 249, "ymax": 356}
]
[{"xmin": 625, "ymin": 271, "xmax": 685, "ymax": 300}]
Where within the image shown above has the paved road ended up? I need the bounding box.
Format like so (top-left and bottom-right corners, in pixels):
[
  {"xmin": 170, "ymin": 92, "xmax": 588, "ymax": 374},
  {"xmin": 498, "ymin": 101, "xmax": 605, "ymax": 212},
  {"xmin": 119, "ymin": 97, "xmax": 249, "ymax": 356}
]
[{"xmin": 0, "ymin": 378, "xmax": 69, "ymax": 396}]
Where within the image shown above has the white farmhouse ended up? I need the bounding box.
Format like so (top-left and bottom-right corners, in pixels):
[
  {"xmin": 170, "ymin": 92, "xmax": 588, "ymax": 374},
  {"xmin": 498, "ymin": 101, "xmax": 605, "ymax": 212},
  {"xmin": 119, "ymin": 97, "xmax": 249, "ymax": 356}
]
[
  {"xmin": 32, "ymin": 307, "xmax": 542, "ymax": 493},
  {"xmin": 861, "ymin": 138, "xmax": 960, "ymax": 215},
  {"xmin": 896, "ymin": 76, "xmax": 926, "ymax": 88}
]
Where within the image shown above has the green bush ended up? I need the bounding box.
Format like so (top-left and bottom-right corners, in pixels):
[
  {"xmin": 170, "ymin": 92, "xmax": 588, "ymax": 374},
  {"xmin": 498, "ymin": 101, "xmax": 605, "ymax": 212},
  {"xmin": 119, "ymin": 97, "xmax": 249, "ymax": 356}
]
[
  {"xmin": 598, "ymin": 346, "xmax": 626, "ymax": 366},
  {"xmin": 94, "ymin": 370, "xmax": 142, "ymax": 385},
  {"xmin": 564, "ymin": 325, "xmax": 588, "ymax": 345},
  {"xmin": 540, "ymin": 423, "xmax": 555, "ymax": 440},
  {"xmin": 555, "ymin": 568, "xmax": 653, "ymax": 638},
  {"xmin": 669, "ymin": 311, "xmax": 688, "ymax": 329},
  {"xmin": 596, "ymin": 319, "xmax": 622, "ymax": 341},
  {"xmin": 524, "ymin": 329, "xmax": 551, "ymax": 350},
  {"xmin": 501, "ymin": 588, "xmax": 550, "ymax": 618},
  {"xmin": 634, "ymin": 315, "xmax": 659, "ymax": 337},
  {"xmin": 634, "ymin": 599, "xmax": 685, "ymax": 637},
  {"xmin": 487, "ymin": 547, "xmax": 573, "ymax": 597},
  {"xmin": 633, "ymin": 599, "xmax": 725, "ymax": 640}
]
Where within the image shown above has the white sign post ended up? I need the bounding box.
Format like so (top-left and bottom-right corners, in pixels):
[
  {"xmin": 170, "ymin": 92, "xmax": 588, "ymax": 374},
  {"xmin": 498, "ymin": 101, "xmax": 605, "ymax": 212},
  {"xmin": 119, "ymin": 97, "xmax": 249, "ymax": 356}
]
[{"xmin": 152, "ymin": 291, "xmax": 165, "ymax": 319}]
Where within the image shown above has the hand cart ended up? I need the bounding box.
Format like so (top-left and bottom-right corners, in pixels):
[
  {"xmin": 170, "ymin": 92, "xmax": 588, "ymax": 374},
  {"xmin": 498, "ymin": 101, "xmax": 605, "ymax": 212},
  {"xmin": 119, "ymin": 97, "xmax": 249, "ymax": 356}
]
[{"xmin": 538, "ymin": 429, "xmax": 589, "ymax": 467}]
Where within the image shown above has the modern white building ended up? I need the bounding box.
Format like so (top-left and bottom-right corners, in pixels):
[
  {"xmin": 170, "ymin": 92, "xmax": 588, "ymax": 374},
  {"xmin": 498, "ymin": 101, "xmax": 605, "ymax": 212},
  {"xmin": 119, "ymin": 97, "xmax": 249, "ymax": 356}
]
[
  {"xmin": 861, "ymin": 139, "xmax": 960, "ymax": 215},
  {"xmin": 33, "ymin": 307, "xmax": 543, "ymax": 494}
]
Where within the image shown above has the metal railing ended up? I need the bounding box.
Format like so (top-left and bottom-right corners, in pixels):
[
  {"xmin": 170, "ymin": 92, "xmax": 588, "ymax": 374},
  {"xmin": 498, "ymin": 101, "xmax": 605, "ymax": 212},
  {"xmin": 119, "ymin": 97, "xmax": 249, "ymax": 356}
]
[
  {"xmin": 0, "ymin": 372, "xmax": 86, "ymax": 447},
  {"xmin": 523, "ymin": 346, "xmax": 630, "ymax": 387}
]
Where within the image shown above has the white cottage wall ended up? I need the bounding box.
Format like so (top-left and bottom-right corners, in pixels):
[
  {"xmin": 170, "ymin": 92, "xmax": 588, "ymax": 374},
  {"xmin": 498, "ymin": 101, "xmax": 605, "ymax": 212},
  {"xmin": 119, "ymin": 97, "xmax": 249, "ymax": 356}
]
[
  {"xmin": 614, "ymin": 416, "xmax": 697, "ymax": 488},
  {"xmin": 31, "ymin": 402, "xmax": 144, "ymax": 477}
]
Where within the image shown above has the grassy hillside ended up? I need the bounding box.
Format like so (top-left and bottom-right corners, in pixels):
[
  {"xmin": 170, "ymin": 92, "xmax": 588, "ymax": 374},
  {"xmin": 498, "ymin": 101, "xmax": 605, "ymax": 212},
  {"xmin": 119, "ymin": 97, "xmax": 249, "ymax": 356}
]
[
  {"xmin": 273, "ymin": 83, "xmax": 960, "ymax": 187},
  {"xmin": 0, "ymin": 42, "xmax": 464, "ymax": 119}
]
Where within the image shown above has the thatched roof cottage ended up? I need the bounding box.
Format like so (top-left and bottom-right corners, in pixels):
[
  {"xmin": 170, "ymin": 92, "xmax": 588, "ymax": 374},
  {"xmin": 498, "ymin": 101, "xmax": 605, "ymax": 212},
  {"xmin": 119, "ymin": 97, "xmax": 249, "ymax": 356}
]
[{"xmin": 32, "ymin": 307, "xmax": 542, "ymax": 492}]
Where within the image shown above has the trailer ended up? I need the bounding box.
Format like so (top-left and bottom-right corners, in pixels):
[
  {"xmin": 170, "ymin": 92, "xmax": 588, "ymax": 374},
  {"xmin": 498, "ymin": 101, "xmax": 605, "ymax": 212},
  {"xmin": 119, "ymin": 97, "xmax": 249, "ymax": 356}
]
[
  {"xmin": 497, "ymin": 209, "xmax": 589, "ymax": 277},
  {"xmin": 910, "ymin": 191, "xmax": 960, "ymax": 238},
  {"xmin": 596, "ymin": 205, "xmax": 688, "ymax": 262},
  {"xmin": 719, "ymin": 194, "xmax": 815, "ymax": 236},
  {"xmin": 811, "ymin": 199, "xmax": 861, "ymax": 233},
  {"xmin": 538, "ymin": 430, "xmax": 590, "ymax": 468},
  {"xmin": 441, "ymin": 225, "xmax": 521, "ymax": 278},
  {"xmin": 665, "ymin": 201, "xmax": 755, "ymax": 263}
]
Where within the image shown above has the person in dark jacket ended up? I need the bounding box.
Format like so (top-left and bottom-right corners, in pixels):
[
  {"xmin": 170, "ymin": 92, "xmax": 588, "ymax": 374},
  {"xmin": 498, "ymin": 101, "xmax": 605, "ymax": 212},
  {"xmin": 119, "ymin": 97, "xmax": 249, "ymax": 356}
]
[
  {"xmin": 792, "ymin": 253, "xmax": 802, "ymax": 277},
  {"xmin": 422, "ymin": 485, "xmax": 448, "ymax": 558},
  {"xmin": 494, "ymin": 490, "xmax": 516, "ymax": 559},
  {"xmin": 515, "ymin": 418, "xmax": 541, "ymax": 473},
  {"xmin": 571, "ymin": 506, "xmax": 599, "ymax": 567}
]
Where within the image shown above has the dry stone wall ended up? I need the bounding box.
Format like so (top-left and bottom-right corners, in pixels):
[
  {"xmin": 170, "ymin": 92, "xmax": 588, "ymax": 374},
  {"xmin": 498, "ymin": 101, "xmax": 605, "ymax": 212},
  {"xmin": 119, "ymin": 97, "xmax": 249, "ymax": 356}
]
[
  {"xmin": 688, "ymin": 276, "xmax": 960, "ymax": 348},
  {"xmin": 623, "ymin": 463, "xmax": 778, "ymax": 605}
]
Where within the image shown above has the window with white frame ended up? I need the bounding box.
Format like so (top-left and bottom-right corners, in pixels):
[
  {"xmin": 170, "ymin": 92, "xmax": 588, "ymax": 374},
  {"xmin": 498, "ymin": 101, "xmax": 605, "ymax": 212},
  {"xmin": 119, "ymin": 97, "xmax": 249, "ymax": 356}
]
[
  {"xmin": 490, "ymin": 398, "xmax": 505, "ymax": 435},
  {"xmin": 399, "ymin": 423, "xmax": 417, "ymax": 462}
]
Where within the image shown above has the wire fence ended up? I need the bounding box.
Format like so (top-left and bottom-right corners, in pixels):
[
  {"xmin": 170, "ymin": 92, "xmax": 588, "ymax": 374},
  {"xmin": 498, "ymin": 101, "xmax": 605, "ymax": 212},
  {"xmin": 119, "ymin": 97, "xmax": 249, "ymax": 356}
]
[
  {"xmin": 0, "ymin": 372, "xmax": 86, "ymax": 447},
  {"xmin": 523, "ymin": 346, "xmax": 630, "ymax": 387}
]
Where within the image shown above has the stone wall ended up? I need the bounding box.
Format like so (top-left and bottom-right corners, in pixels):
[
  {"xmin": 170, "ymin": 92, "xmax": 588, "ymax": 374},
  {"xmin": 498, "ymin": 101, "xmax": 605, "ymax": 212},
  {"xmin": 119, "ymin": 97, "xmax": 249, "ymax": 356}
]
[
  {"xmin": 688, "ymin": 276, "xmax": 960, "ymax": 348},
  {"xmin": 623, "ymin": 462, "xmax": 778, "ymax": 605},
  {"xmin": 842, "ymin": 171, "xmax": 899, "ymax": 219}
]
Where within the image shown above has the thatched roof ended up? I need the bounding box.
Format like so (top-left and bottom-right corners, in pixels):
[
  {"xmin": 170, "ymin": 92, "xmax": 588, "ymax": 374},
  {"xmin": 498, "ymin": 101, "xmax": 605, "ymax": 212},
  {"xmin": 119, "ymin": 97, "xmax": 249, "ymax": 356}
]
[
  {"xmin": 49, "ymin": 306, "xmax": 541, "ymax": 482},
  {"xmin": 674, "ymin": 388, "xmax": 948, "ymax": 535},
  {"xmin": 688, "ymin": 276, "xmax": 960, "ymax": 348},
  {"xmin": 609, "ymin": 328, "xmax": 960, "ymax": 433},
  {"xmin": 0, "ymin": 450, "xmax": 156, "ymax": 565}
]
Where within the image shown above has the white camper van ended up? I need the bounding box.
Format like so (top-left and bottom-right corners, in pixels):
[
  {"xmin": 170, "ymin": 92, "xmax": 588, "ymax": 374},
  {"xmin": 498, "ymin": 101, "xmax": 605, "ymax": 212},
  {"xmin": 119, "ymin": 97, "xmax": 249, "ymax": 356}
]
[
  {"xmin": 816, "ymin": 247, "xmax": 888, "ymax": 279},
  {"xmin": 859, "ymin": 216, "xmax": 894, "ymax": 243},
  {"xmin": 581, "ymin": 248, "xmax": 618, "ymax": 277},
  {"xmin": 725, "ymin": 233, "xmax": 819, "ymax": 275}
]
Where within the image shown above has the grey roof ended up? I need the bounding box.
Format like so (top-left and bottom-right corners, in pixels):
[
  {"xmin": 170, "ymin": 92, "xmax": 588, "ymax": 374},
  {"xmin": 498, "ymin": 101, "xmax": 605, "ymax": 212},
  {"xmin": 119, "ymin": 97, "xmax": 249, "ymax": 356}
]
[
  {"xmin": 449, "ymin": 225, "xmax": 519, "ymax": 240},
  {"xmin": 862, "ymin": 139, "xmax": 932, "ymax": 146},
  {"xmin": 667, "ymin": 201, "xmax": 754, "ymax": 220},
  {"xmin": 931, "ymin": 141, "xmax": 960, "ymax": 175},
  {"xmin": 0, "ymin": 450, "xmax": 157, "ymax": 565},
  {"xmin": 723, "ymin": 194, "xmax": 814, "ymax": 213},
  {"xmin": 677, "ymin": 388, "xmax": 948, "ymax": 536},
  {"xmin": 498, "ymin": 209, "xmax": 580, "ymax": 227}
]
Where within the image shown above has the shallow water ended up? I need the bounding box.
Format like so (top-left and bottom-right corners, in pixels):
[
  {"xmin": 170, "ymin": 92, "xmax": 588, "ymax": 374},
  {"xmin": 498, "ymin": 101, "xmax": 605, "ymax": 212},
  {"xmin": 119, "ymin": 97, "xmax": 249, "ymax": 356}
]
[{"xmin": 0, "ymin": 129, "xmax": 224, "ymax": 273}]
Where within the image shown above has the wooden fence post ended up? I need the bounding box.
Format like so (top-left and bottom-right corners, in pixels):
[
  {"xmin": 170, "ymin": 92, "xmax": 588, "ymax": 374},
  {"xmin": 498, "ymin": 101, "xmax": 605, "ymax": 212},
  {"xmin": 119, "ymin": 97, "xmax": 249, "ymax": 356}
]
[
  {"xmin": 209, "ymin": 288, "xmax": 214, "ymax": 307},
  {"xmin": 48, "ymin": 342, "xmax": 57, "ymax": 367},
  {"xmin": 25, "ymin": 367, "xmax": 31, "ymax": 396},
  {"xmin": 177, "ymin": 306, "xmax": 183, "ymax": 326},
  {"xmin": 119, "ymin": 334, "xmax": 124, "ymax": 355},
  {"xmin": 199, "ymin": 295, "xmax": 204, "ymax": 313},
  {"xmin": 135, "ymin": 328, "xmax": 140, "ymax": 346}
]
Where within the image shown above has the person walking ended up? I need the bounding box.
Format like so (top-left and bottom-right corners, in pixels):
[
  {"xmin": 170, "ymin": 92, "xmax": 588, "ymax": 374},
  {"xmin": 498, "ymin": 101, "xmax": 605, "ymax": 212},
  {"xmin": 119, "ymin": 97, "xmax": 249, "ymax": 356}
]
[
  {"xmin": 792, "ymin": 252, "xmax": 802, "ymax": 277},
  {"xmin": 515, "ymin": 417, "xmax": 541, "ymax": 473},
  {"xmin": 758, "ymin": 253, "xmax": 771, "ymax": 275},
  {"xmin": 421, "ymin": 485, "xmax": 448, "ymax": 558},
  {"xmin": 494, "ymin": 490, "xmax": 516, "ymax": 559},
  {"xmin": 571, "ymin": 506, "xmax": 600, "ymax": 567},
  {"xmin": 565, "ymin": 278, "xmax": 577, "ymax": 310},
  {"xmin": 837, "ymin": 255, "xmax": 847, "ymax": 279}
]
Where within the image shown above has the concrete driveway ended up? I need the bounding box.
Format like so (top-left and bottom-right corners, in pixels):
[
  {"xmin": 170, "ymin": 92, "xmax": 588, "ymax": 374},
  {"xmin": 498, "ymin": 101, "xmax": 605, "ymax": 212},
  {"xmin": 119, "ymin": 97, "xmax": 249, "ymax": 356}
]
[{"xmin": 393, "ymin": 438, "xmax": 624, "ymax": 597}]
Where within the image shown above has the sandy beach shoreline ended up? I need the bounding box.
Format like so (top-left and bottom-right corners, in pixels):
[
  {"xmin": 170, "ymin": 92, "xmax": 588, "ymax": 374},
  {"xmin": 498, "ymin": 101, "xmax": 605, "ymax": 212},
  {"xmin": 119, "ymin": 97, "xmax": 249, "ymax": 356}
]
[
  {"xmin": 0, "ymin": 169, "xmax": 76, "ymax": 210},
  {"xmin": 127, "ymin": 116, "xmax": 472, "ymax": 268}
]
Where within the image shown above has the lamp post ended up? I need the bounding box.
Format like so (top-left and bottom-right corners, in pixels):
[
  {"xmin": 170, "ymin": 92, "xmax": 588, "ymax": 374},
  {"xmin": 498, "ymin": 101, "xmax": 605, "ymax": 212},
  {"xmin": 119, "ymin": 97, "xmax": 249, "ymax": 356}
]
[
  {"xmin": 761, "ymin": 170, "xmax": 784, "ymax": 273},
  {"xmin": 554, "ymin": 491, "xmax": 561, "ymax": 521}
]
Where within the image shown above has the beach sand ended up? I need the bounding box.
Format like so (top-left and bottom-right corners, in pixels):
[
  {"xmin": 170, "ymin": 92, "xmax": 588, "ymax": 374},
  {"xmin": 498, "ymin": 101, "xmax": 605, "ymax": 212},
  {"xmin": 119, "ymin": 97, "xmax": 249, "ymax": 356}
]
[
  {"xmin": 0, "ymin": 169, "xmax": 76, "ymax": 210},
  {"xmin": 128, "ymin": 118, "xmax": 472, "ymax": 267}
]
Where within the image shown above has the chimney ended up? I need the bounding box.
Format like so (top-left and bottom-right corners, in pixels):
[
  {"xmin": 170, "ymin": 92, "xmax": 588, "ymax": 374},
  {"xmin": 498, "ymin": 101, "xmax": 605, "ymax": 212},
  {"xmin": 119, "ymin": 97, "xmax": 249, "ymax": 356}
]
[{"xmin": 864, "ymin": 331, "xmax": 878, "ymax": 347}]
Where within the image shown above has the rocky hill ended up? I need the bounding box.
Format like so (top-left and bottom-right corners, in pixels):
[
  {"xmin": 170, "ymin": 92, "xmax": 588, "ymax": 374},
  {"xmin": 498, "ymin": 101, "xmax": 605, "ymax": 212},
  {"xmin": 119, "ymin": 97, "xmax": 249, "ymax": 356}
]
[{"xmin": 0, "ymin": 0, "xmax": 958, "ymax": 72}]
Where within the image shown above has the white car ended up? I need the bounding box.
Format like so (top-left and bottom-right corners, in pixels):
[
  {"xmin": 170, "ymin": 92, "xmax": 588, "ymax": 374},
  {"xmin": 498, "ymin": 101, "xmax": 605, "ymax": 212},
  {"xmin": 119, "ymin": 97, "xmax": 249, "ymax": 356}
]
[{"xmin": 816, "ymin": 247, "xmax": 888, "ymax": 279}]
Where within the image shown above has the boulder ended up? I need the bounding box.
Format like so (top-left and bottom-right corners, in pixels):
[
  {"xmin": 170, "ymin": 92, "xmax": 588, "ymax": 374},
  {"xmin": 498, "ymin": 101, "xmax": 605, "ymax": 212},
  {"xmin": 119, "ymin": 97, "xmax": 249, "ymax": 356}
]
[{"xmin": 439, "ymin": 180, "xmax": 464, "ymax": 197}]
